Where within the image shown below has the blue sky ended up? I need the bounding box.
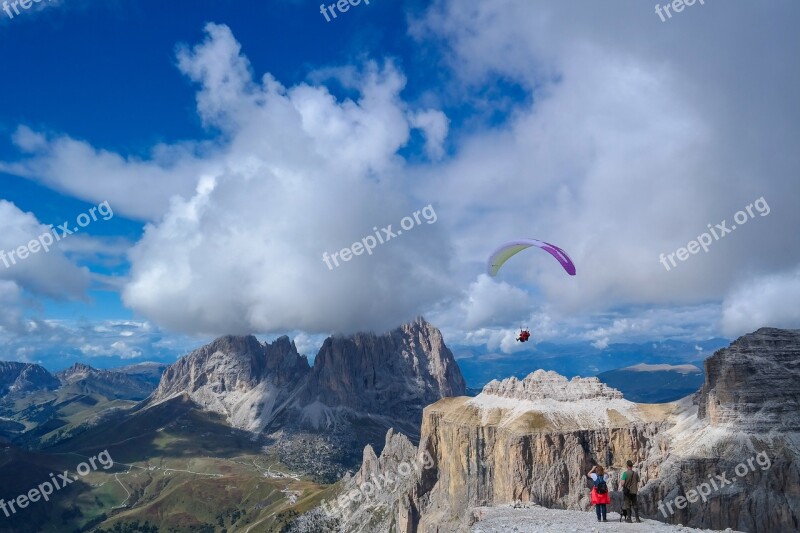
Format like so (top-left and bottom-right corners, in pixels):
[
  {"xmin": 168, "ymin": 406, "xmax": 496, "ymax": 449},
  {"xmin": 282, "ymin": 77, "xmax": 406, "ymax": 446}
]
[{"xmin": 1, "ymin": 1, "xmax": 798, "ymax": 371}]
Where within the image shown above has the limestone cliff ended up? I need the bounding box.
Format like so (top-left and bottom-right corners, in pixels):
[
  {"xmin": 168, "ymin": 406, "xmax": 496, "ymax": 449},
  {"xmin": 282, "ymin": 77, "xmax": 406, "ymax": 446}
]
[
  {"xmin": 637, "ymin": 328, "xmax": 800, "ymax": 532},
  {"xmin": 303, "ymin": 316, "xmax": 466, "ymax": 423},
  {"xmin": 329, "ymin": 328, "xmax": 800, "ymax": 533},
  {"xmin": 409, "ymin": 372, "xmax": 673, "ymax": 532},
  {"xmin": 0, "ymin": 362, "xmax": 60, "ymax": 399}
]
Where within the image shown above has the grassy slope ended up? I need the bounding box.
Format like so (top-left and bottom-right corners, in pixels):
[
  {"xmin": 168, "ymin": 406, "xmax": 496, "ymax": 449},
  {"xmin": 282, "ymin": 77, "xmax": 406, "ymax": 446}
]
[
  {"xmin": 0, "ymin": 386, "xmax": 139, "ymax": 448},
  {"xmin": 1, "ymin": 396, "xmax": 332, "ymax": 532}
]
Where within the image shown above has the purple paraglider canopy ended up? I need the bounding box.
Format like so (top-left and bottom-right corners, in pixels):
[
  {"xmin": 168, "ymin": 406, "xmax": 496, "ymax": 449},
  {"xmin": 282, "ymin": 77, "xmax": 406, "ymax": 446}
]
[{"xmin": 487, "ymin": 238, "xmax": 576, "ymax": 277}]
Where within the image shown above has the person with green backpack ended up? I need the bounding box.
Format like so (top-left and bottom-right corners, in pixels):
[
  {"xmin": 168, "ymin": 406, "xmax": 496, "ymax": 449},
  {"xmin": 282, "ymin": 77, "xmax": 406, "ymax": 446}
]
[
  {"xmin": 621, "ymin": 460, "xmax": 641, "ymax": 523},
  {"xmin": 587, "ymin": 465, "xmax": 611, "ymax": 522}
]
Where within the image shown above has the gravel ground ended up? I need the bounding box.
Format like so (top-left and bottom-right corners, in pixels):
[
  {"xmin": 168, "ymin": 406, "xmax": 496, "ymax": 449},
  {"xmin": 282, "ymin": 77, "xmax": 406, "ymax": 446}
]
[{"xmin": 470, "ymin": 504, "xmax": 741, "ymax": 533}]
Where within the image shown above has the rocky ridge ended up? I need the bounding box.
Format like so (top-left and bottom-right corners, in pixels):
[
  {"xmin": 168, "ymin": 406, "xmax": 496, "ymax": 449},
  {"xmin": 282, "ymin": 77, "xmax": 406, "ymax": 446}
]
[
  {"xmin": 147, "ymin": 318, "xmax": 466, "ymax": 480},
  {"xmin": 0, "ymin": 362, "xmax": 60, "ymax": 399},
  {"xmin": 480, "ymin": 370, "xmax": 624, "ymax": 401},
  {"xmin": 56, "ymin": 362, "xmax": 159, "ymax": 400},
  {"xmin": 696, "ymin": 327, "xmax": 800, "ymax": 431},
  {"xmin": 323, "ymin": 328, "xmax": 800, "ymax": 533},
  {"xmin": 151, "ymin": 335, "xmax": 310, "ymax": 432}
]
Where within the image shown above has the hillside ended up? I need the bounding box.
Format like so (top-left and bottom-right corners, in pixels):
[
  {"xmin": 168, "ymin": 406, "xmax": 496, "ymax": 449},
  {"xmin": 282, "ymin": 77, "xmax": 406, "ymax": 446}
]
[{"xmin": 0, "ymin": 362, "xmax": 166, "ymax": 448}]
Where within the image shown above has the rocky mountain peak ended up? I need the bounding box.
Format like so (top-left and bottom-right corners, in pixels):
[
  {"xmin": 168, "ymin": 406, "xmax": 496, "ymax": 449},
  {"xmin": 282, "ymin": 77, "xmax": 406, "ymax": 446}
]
[
  {"xmin": 57, "ymin": 363, "xmax": 97, "ymax": 382},
  {"xmin": 66, "ymin": 362, "xmax": 95, "ymax": 372},
  {"xmin": 152, "ymin": 334, "xmax": 310, "ymax": 403},
  {"xmin": 207, "ymin": 334, "xmax": 264, "ymax": 357},
  {"xmin": 481, "ymin": 369, "xmax": 624, "ymax": 402},
  {"xmin": 398, "ymin": 315, "xmax": 434, "ymax": 335},
  {"xmin": 697, "ymin": 327, "xmax": 800, "ymax": 430},
  {"xmin": 148, "ymin": 334, "xmax": 312, "ymax": 432},
  {"xmin": 305, "ymin": 317, "xmax": 466, "ymax": 416},
  {"xmin": 0, "ymin": 362, "xmax": 60, "ymax": 398}
]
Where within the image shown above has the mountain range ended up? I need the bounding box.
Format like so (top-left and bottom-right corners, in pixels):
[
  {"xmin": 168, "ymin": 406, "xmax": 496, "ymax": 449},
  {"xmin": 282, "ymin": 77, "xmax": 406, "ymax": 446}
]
[
  {"xmin": 453, "ymin": 337, "xmax": 728, "ymax": 388},
  {"xmin": 147, "ymin": 317, "xmax": 465, "ymax": 480},
  {"xmin": 0, "ymin": 322, "xmax": 797, "ymax": 532}
]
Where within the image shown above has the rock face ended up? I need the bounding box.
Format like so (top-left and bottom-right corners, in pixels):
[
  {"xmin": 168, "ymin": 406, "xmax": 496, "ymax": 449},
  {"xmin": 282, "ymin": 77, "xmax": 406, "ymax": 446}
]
[
  {"xmin": 407, "ymin": 373, "xmax": 670, "ymax": 532},
  {"xmin": 318, "ymin": 429, "xmax": 427, "ymax": 533},
  {"xmin": 148, "ymin": 318, "xmax": 466, "ymax": 480},
  {"xmin": 0, "ymin": 362, "xmax": 59, "ymax": 399},
  {"xmin": 329, "ymin": 328, "xmax": 800, "ymax": 533},
  {"xmin": 303, "ymin": 317, "xmax": 466, "ymax": 423},
  {"xmin": 637, "ymin": 328, "xmax": 800, "ymax": 532},
  {"xmin": 150, "ymin": 335, "xmax": 311, "ymax": 432},
  {"xmin": 482, "ymin": 371, "xmax": 624, "ymax": 401},
  {"xmin": 697, "ymin": 327, "xmax": 800, "ymax": 431}
]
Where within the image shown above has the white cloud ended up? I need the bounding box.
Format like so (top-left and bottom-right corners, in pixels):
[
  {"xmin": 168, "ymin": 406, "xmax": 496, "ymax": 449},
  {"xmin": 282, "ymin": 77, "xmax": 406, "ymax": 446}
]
[
  {"xmin": 0, "ymin": 281, "xmax": 24, "ymax": 334},
  {"xmin": 0, "ymin": 130, "xmax": 205, "ymax": 221},
  {"xmin": 592, "ymin": 338, "xmax": 609, "ymax": 350},
  {"xmin": 721, "ymin": 267, "xmax": 800, "ymax": 336},
  {"xmin": 0, "ymin": 318, "xmax": 203, "ymax": 368},
  {"xmin": 0, "ymin": 200, "xmax": 90, "ymax": 300},
  {"xmin": 459, "ymin": 274, "xmax": 531, "ymax": 329},
  {"xmin": 410, "ymin": 0, "xmax": 800, "ymax": 329},
  {"xmin": 292, "ymin": 332, "xmax": 323, "ymax": 359},
  {"xmin": 121, "ymin": 24, "xmax": 455, "ymax": 335},
  {"xmin": 439, "ymin": 303, "xmax": 721, "ymax": 354},
  {"xmin": 409, "ymin": 109, "xmax": 449, "ymax": 160},
  {"xmin": 3, "ymin": 3, "xmax": 798, "ymax": 345}
]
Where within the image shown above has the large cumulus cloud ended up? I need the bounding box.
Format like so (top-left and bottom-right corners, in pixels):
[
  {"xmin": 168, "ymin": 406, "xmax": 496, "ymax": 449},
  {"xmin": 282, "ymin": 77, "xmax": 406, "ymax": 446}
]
[
  {"xmin": 410, "ymin": 0, "xmax": 800, "ymax": 343},
  {"xmin": 1, "ymin": 1, "xmax": 797, "ymax": 348},
  {"xmin": 121, "ymin": 24, "xmax": 453, "ymax": 335}
]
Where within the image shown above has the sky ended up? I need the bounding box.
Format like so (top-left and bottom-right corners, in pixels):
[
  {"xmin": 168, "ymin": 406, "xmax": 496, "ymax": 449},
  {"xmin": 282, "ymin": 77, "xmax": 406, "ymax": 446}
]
[{"xmin": 0, "ymin": 0, "xmax": 798, "ymax": 370}]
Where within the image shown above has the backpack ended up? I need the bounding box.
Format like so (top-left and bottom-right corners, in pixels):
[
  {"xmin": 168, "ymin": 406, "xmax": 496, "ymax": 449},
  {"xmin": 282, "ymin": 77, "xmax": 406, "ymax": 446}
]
[
  {"xmin": 623, "ymin": 471, "xmax": 638, "ymax": 496},
  {"xmin": 594, "ymin": 476, "xmax": 608, "ymax": 494}
]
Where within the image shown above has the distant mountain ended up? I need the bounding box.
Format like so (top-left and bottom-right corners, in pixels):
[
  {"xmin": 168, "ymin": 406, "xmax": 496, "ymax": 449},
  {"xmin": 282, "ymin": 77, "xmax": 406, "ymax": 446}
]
[
  {"xmin": 56, "ymin": 362, "xmax": 158, "ymax": 401},
  {"xmin": 112, "ymin": 361, "xmax": 168, "ymax": 388},
  {"xmin": 149, "ymin": 317, "xmax": 466, "ymax": 481},
  {"xmin": 452, "ymin": 338, "xmax": 728, "ymax": 388},
  {"xmin": 0, "ymin": 362, "xmax": 60, "ymax": 399},
  {"xmin": 597, "ymin": 363, "xmax": 704, "ymax": 403},
  {"xmin": 0, "ymin": 361, "xmax": 166, "ymax": 448}
]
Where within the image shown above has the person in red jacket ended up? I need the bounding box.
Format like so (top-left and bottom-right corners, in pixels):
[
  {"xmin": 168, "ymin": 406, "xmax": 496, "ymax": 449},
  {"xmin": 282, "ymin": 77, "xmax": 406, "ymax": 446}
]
[{"xmin": 588, "ymin": 464, "xmax": 611, "ymax": 522}]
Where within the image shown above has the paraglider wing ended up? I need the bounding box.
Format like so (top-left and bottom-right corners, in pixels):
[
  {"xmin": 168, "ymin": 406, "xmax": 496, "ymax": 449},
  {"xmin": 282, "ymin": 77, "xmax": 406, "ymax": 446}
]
[{"xmin": 487, "ymin": 239, "xmax": 576, "ymax": 277}]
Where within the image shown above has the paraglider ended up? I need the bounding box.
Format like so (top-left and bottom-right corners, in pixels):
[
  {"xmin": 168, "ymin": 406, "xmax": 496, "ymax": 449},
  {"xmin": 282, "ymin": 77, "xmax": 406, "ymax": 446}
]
[
  {"xmin": 487, "ymin": 238, "xmax": 576, "ymax": 343},
  {"xmin": 487, "ymin": 238, "xmax": 576, "ymax": 277}
]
